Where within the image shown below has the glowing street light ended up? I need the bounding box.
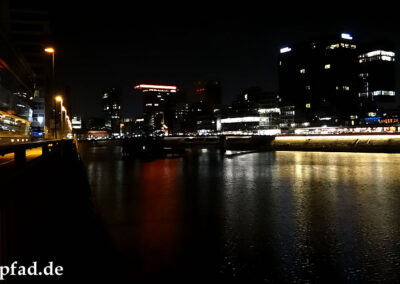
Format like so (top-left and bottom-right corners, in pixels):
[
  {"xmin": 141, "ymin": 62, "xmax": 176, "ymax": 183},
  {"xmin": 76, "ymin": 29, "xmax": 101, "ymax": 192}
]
[
  {"xmin": 55, "ymin": 95, "xmax": 63, "ymax": 139},
  {"xmin": 45, "ymin": 47, "xmax": 56, "ymax": 79},
  {"xmin": 44, "ymin": 47, "xmax": 55, "ymax": 53},
  {"xmin": 45, "ymin": 47, "xmax": 58, "ymax": 139}
]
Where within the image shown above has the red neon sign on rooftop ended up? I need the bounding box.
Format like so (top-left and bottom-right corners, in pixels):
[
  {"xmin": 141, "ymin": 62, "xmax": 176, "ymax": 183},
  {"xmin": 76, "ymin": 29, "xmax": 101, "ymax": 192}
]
[{"xmin": 134, "ymin": 84, "xmax": 177, "ymax": 90}]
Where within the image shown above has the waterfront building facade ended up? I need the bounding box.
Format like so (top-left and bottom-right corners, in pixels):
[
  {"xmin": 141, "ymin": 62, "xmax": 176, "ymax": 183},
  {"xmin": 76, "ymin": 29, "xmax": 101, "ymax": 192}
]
[
  {"xmin": 220, "ymin": 88, "xmax": 283, "ymax": 135},
  {"xmin": 279, "ymin": 33, "xmax": 359, "ymax": 127},
  {"xmin": 358, "ymin": 45, "xmax": 397, "ymax": 125},
  {"xmin": 134, "ymin": 84, "xmax": 178, "ymax": 134}
]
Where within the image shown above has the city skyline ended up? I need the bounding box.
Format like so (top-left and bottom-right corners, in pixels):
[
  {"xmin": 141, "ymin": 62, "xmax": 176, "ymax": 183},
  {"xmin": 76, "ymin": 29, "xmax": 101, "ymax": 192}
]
[
  {"xmin": 48, "ymin": 2, "xmax": 400, "ymax": 118},
  {"xmin": 4, "ymin": 2, "xmax": 400, "ymax": 282}
]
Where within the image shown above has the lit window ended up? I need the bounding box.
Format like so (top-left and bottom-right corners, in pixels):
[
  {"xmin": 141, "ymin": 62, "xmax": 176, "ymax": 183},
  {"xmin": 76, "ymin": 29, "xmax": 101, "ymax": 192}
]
[
  {"xmin": 300, "ymin": 69, "xmax": 306, "ymax": 74},
  {"xmin": 327, "ymin": 44, "xmax": 340, "ymax": 50},
  {"xmin": 306, "ymin": 103, "xmax": 311, "ymax": 108},
  {"xmin": 325, "ymin": 64, "xmax": 331, "ymax": 69},
  {"xmin": 343, "ymin": 86, "xmax": 350, "ymax": 91},
  {"xmin": 372, "ymin": 90, "xmax": 395, "ymax": 96},
  {"xmin": 305, "ymin": 86, "xmax": 311, "ymax": 90}
]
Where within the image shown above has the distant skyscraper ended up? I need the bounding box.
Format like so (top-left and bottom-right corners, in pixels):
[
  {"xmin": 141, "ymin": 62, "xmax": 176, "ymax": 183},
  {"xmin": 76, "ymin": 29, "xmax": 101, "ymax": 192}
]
[
  {"xmin": 134, "ymin": 84, "xmax": 178, "ymax": 134},
  {"xmin": 194, "ymin": 80, "xmax": 221, "ymax": 111},
  {"xmin": 102, "ymin": 88, "xmax": 121, "ymax": 135},
  {"xmin": 278, "ymin": 33, "xmax": 359, "ymax": 126},
  {"xmin": 165, "ymin": 102, "xmax": 191, "ymax": 134}
]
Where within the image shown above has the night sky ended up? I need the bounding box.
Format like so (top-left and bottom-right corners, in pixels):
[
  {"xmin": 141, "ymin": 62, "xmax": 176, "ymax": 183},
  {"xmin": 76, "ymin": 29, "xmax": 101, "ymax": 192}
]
[{"xmin": 48, "ymin": 2, "xmax": 400, "ymax": 119}]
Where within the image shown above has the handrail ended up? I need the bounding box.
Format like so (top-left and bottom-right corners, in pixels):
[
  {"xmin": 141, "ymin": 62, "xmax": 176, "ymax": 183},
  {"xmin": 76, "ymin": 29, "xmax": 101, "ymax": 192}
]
[
  {"xmin": 0, "ymin": 139, "xmax": 76, "ymax": 167},
  {"xmin": 0, "ymin": 139, "xmax": 71, "ymax": 156}
]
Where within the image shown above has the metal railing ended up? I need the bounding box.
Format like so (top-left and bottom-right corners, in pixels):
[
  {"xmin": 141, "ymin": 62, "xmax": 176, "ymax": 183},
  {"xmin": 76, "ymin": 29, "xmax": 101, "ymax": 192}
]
[{"xmin": 0, "ymin": 139, "xmax": 77, "ymax": 167}]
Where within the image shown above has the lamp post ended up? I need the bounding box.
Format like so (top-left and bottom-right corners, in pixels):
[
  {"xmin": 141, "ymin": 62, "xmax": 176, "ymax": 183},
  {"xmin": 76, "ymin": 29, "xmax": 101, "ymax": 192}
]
[
  {"xmin": 45, "ymin": 47, "xmax": 56, "ymax": 139},
  {"xmin": 55, "ymin": 96, "xmax": 63, "ymax": 139},
  {"xmin": 44, "ymin": 47, "xmax": 55, "ymax": 78}
]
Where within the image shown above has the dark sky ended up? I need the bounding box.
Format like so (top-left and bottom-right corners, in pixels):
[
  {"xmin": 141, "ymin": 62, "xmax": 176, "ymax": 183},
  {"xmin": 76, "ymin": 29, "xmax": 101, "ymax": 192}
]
[{"xmin": 48, "ymin": 2, "xmax": 400, "ymax": 119}]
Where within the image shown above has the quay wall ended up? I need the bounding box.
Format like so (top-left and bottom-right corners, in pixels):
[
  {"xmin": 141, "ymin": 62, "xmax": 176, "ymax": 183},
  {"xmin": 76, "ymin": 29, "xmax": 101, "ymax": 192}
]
[
  {"xmin": 270, "ymin": 135, "xmax": 400, "ymax": 153},
  {"xmin": 80, "ymin": 135, "xmax": 400, "ymax": 153}
]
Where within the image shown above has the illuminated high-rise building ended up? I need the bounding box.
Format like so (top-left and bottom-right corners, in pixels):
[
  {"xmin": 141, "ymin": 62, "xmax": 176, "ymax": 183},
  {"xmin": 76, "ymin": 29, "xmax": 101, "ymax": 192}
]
[
  {"xmin": 194, "ymin": 80, "xmax": 221, "ymax": 112},
  {"xmin": 0, "ymin": 17, "xmax": 35, "ymax": 142},
  {"xmin": 358, "ymin": 45, "xmax": 396, "ymax": 120},
  {"xmin": 102, "ymin": 88, "xmax": 121, "ymax": 135},
  {"xmin": 278, "ymin": 33, "xmax": 359, "ymax": 126},
  {"xmin": 133, "ymin": 84, "xmax": 178, "ymax": 134},
  {"xmin": 0, "ymin": 0, "xmax": 53, "ymax": 138}
]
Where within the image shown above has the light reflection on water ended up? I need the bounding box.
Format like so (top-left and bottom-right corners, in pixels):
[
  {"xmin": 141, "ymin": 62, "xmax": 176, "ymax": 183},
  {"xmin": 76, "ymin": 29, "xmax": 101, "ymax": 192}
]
[{"xmin": 80, "ymin": 145, "xmax": 400, "ymax": 282}]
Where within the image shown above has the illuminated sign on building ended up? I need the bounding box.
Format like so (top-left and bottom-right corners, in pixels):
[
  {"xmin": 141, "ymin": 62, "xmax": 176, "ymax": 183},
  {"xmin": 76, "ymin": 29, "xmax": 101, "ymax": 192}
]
[
  {"xmin": 134, "ymin": 84, "xmax": 177, "ymax": 92},
  {"xmin": 341, "ymin": 33, "xmax": 353, "ymax": 40},
  {"xmin": 280, "ymin": 47, "xmax": 292, "ymax": 54}
]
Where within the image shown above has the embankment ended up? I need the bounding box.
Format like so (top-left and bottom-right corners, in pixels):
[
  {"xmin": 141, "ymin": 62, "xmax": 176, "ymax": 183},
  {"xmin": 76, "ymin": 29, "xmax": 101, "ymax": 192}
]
[{"xmin": 271, "ymin": 135, "xmax": 400, "ymax": 153}]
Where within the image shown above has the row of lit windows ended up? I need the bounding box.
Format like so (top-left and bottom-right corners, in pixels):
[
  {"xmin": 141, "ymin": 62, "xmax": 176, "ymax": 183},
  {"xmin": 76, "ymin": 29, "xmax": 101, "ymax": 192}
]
[
  {"xmin": 0, "ymin": 112, "xmax": 30, "ymax": 135},
  {"xmin": 359, "ymin": 56, "xmax": 395, "ymax": 63},
  {"xmin": 104, "ymin": 106, "xmax": 121, "ymax": 110},
  {"xmin": 359, "ymin": 50, "xmax": 395, "ymax": 63},
  {"xmin": 359, "ymin": 90, "xmax": 395, "ymax": 97},
  {"xmin": 326, "ymin": 43, "xmax": 356, "ymax": 50},
  {"xmin": 303, "ymin": 85, "xmax": 350, "ymax": 91},
  {"xmin": 142, "ymin": 89, "xmax": 176, "ymax": 93},
  {"xmin": 299, "ymin": 64, "xmax": 331, "ymax": 73}
]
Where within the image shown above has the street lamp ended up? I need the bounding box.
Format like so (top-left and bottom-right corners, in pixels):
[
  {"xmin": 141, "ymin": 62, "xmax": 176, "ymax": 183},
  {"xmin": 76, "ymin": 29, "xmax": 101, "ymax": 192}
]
[
  {"xmin": 46, "ymin": 47, "xmax": 56, "ymax": 139},
  {"xmin": 55, "ymin": 96, "xmax": 63, "ymax": 139},
  {"xmin": 44, "ymin": 47, "xmax": 55, "ymax": 76}
]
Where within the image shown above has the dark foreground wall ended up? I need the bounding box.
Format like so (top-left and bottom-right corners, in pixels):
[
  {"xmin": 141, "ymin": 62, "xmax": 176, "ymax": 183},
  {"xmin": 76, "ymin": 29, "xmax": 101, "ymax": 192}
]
[{"xmin": 0, "ymin": 146, "xmax": 125, "ymax": 283}]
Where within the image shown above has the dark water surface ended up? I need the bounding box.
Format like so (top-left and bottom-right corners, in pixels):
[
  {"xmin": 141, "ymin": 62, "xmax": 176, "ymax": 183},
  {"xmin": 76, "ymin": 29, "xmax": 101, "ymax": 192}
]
[{"xmin": 79, "ymin": 143, "xmax": 400, "ymax": 282}]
